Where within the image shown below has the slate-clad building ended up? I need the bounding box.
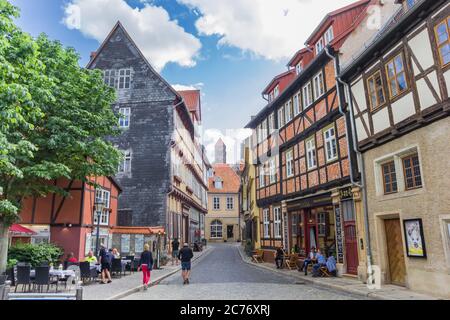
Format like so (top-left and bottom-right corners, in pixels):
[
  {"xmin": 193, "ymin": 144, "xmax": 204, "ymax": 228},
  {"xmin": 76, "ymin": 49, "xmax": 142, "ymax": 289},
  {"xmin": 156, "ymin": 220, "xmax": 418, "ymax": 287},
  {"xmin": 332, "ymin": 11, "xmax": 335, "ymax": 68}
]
[{"xmin": 87, "ymin": 22, "xmax": 209, "ymax": 247}]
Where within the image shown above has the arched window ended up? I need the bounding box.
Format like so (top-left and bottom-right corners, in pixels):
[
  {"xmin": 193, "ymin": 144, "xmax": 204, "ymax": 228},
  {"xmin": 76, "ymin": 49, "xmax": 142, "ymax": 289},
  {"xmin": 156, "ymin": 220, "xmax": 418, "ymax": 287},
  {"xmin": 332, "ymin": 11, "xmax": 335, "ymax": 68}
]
[{"xmin": 210, "ymin": 220, "xmax": 223, "ymax": 239}]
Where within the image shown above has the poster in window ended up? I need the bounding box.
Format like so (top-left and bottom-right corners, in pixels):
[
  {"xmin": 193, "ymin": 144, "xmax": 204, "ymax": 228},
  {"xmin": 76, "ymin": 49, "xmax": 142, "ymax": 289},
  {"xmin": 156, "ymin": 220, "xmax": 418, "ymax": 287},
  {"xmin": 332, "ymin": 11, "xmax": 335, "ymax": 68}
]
[
  {"xmin": 135, "ymin": 235, "xmax": 144, "ymax": 253},
  {"xmin": 403, "ymin": 219, "xmax": 427, "ymax": 258},
  {"xmin": 85, "ymin": 233, "xmax": 92, "ymax": 255},
  {"xmin": 121, "ymin": 234, "xmax": 130, "ymax": 253}
]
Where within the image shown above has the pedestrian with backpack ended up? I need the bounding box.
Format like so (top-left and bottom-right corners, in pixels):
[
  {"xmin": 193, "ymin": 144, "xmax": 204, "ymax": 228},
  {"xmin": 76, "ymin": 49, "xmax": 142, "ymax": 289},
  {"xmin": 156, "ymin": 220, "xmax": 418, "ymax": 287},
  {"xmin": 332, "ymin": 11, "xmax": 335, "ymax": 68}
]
[
  {"xmin": 137, "ymin": 244, "xmax": 153, "ymax": 290},
  {"xmin": 178, "ymin": 243, "xmax": 194, "ymax": 285}
]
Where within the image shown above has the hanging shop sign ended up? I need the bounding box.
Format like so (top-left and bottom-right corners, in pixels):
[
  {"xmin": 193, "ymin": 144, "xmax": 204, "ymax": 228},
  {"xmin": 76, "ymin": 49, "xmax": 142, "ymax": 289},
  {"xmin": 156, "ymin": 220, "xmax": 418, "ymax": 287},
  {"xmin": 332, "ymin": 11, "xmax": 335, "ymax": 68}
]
[
  {"xmin": 334, "ymin": 206, "xmax": 344, "ymax": 264},
  {"xmin": 339, "ymin": 187, "xmax": 354, "ymax": 200}
]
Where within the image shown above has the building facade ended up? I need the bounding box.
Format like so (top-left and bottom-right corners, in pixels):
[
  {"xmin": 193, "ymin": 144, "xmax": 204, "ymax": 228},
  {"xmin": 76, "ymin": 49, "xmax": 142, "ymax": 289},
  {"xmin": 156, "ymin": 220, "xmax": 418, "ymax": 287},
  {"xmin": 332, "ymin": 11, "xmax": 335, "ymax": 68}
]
[
  {"xmin": 87, "ymin": 22, "xmax": 209, "ymax": 249},
  {"xmin": 340, "ymin": 0, "xmax": 450, "ymax": 298},
  {"xmin": 214, "ymin": 138, "xmax": 227, "ymax": 164},
  {"xmin": 206, "ymin": 164, "xmax": 241, "ymax": 242}
]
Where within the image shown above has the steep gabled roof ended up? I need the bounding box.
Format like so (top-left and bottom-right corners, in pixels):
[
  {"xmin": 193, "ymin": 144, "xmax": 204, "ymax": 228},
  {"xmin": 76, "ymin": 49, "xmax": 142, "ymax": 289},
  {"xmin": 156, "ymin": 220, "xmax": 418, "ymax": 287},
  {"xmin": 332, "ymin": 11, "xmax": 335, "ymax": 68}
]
[
  {"xmin": 287, "ymin": 48, "xmax": 313, "ymax": 68},
  {"xmin": 208, "ymin": 164, "xmax": 240, "ymax": 194},
  {"xmin": 178, "ymin": 90, "xmax": 201, "ymax": 122},
  {"xmin": 262, "ymin": 69, "xmax": 296, "ymax": 95}
]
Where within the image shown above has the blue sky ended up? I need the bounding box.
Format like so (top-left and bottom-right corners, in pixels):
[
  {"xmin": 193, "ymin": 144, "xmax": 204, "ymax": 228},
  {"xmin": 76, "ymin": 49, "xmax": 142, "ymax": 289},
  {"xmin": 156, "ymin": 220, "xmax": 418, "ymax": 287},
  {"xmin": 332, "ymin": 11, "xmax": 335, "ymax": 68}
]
[{"xmin": 10, "ymin": 0, "xmax": 356, "ymax": 163}]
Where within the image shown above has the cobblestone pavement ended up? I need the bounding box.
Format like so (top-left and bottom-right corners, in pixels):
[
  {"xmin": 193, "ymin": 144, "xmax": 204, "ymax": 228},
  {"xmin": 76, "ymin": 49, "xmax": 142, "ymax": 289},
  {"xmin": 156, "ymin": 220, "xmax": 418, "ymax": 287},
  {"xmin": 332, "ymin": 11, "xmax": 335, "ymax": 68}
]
[{"xmin": 122, "ymin": 244, "xmax": 369, "ymax": 300}]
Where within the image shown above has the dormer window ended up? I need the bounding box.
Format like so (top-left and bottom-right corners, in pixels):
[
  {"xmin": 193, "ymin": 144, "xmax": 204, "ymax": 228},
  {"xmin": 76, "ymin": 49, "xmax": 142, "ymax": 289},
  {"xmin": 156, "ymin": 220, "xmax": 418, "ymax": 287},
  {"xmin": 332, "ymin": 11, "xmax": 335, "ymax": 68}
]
[
  {"xmin": 273, "ymin": 85, "xmax": 280, "ymax": 98},
  {"xmin": 296, "ymin": 62, "xmax": 303, "ymax": 75},
  {"xmin": 315, "ymin": 38, "xmax": 324, "ymax": 55},
  {"xmin": 324, "ymin": 26, "xmax": 334, "ymax": 45},
  {"xmin": 214, "ymin": 178, "xmax": 223, "ymax": 189}
]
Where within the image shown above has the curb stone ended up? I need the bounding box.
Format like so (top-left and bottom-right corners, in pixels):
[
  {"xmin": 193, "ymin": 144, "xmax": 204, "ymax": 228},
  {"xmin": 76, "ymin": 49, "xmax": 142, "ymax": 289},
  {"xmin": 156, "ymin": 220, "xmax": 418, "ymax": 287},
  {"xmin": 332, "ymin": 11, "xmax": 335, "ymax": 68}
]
[{"xmin": 107, "ymin": 247, "xmax": 213, "ymax": 300}]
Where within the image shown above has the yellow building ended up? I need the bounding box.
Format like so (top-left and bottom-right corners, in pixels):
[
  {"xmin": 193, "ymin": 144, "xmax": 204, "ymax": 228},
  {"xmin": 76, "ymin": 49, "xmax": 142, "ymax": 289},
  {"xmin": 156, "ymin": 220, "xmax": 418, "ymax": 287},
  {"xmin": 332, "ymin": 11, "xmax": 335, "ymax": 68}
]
[
  {"xmin": 241, "ymin": 138, "xmax": 261, "ymax": 250},
  {"xmin": 206, "ymin": 164, "xmax": 241, "ymax": 242}
]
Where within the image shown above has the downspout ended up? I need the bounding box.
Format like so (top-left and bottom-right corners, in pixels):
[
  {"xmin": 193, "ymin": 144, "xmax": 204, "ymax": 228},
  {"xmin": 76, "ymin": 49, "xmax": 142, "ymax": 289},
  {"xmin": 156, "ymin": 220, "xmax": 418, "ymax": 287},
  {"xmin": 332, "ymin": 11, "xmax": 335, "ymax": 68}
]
[{"xmin": 324, "ymin": 46, "xmax": 373, "ymax": 283}]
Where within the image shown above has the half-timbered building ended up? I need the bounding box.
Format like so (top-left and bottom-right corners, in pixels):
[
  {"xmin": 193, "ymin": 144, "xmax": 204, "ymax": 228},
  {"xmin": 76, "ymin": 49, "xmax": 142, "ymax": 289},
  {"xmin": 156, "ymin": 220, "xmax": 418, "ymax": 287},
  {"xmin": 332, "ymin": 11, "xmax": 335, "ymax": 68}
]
[{"xmin": 340, "ymin": 0, "xmax": 450, "ymax": 298}]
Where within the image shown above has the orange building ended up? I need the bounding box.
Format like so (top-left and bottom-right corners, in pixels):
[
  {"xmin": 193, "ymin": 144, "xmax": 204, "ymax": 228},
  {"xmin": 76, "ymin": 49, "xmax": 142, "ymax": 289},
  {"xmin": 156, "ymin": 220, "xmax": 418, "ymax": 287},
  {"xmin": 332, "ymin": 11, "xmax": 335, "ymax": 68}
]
[{"xmin": 19, "ymin": 176, "xmax": 121, "ymax": 260}]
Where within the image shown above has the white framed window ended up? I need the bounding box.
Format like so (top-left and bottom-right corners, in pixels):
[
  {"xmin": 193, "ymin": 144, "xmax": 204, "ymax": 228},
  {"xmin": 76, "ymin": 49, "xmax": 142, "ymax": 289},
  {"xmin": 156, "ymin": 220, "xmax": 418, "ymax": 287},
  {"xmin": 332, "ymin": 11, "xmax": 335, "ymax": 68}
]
[
  {"xmin": 257, "ymin": 123, "xmax": 263, "ymax": 143},
  {"xmin": 324, "ymin": 26, "xmax": 334, "ymax": 45},
  {"xmin": 263, "ymin": 209, "xmax": 270, "ymax": 238},
  {"xmin": 104, "ymin": 70, "xmax": 116, "ymax": 87},
  {"xmin": 259, "ymin": 165, "xmax": 265, "ymax": 188},
  {"xmin": 94, "ymin": 188, "xmax": 111, "ymax": 226},
  {"xmin": 269, "ymin": 158, "xmax": 276, "ymax": 184},
  {"xmin": 286, "ymin": 149, "xmax": 294, "ymax": 178},
  {"xmin": 210, "ymin": 220, "xmax": 223, "ymax": 238},
  {"xmin": 214, "ymin": 178, "xmax": 223, "ymax": 189},
  {"xmin": 315, "ymin": 38, "xmax": 324, "ymax": 54},
  {"xmin": 296, "ymin": 62, "xmax": 303, "ymax": 75},
  {"xmin": 274, "ymin": 207, "xmax": 282, "ymax": 239},
  {"xmin": 118, "ymin": 150, "xmax": 132, "ymax": 173},
  {"xmin": 278, "ymin": 106, "xmax": 285, "ymax": 128},
  {"xmin": 293, "ymin": 92, "xmax": 301, "ymax": 116},
  {"xmin": 119, "ymin": 107, "xmax": 131, "ymax": 128},
  {"xmin": 324, "ymin": 126, "xmax": 338, "ymax": 161},
  {"xmin": 284, "ymin": 101, "xmax": 293, "ymax": 124},
  {"xmin": 262, "ymin": 119, "xmax": 268, "ymax": 140},
  {"xmin": 226, "ymin": 197, "xmax": 234, "ymax": 210},
  {"xmin": 302, "ymin": 82, "xmax": 313, "ymax": 109},
  {"xmin": 306, "ymin": 138, "xmax": 317, "ymax": 169},
  {"xmin": 268, "ymin": 113, "xmax": 275, "ymax": 133},
  {"xmin": 274, "ymin": 85, "xmax": 280, "ymax": 98},
  {"xmin": 213, "ymin": 197, "xmax": 220, "ymax": 210},
  {"xmin": 313, "ymin": 72, "xmax": 325, "ymax": 100},
  {"xmin": 317, "ymin": 212, "xmax": 327, "ymax": 236},
  {"xmin": 118, "ymin": 68, "xmax": 131, "ymax": 89}
]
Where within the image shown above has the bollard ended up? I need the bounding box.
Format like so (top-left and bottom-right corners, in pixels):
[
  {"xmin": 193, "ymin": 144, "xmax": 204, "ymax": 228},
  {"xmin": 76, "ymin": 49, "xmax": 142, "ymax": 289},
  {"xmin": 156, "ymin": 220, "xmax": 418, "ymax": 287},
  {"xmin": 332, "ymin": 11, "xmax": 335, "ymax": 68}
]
[{"xmin": 76, "ymin": 282, "xmax": 83, "ymax": 300}]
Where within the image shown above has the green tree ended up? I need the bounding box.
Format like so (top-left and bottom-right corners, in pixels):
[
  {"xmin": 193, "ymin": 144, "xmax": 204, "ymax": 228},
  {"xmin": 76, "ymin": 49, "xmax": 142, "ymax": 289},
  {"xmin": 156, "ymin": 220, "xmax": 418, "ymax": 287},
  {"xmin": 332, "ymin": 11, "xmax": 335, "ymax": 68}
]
[{"xmin": 0, "ymin": 0, "xmax": 121, "ymax": 274}]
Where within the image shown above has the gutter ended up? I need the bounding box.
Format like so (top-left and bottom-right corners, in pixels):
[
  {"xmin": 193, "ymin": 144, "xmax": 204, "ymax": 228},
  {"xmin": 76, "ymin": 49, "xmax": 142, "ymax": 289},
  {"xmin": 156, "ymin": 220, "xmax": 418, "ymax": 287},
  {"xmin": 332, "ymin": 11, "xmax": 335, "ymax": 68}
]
[{"xmin": 323, "ymin": 46, "xmax": 374, "ymax": 284}]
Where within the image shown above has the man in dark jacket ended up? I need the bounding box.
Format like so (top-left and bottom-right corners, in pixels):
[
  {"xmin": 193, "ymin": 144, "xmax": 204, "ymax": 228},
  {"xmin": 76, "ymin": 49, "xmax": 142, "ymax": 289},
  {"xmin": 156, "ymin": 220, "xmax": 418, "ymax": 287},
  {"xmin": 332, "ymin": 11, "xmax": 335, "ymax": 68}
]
[{"xmin": 178, "ymin": 243, "xmax": 194, "ymax": 285}]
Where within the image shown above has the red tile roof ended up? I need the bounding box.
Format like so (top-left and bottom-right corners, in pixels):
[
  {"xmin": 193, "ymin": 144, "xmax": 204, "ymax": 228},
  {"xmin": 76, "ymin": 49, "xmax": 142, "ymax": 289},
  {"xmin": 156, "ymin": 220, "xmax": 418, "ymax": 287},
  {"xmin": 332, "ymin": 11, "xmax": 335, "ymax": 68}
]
[
  {"xmin": 178, "ymin": 90, "xmax": 201, "ymax": 122},
  {"xmin": 262, "ymin": 69, "xmax": 296, "ymax": 95},
  {"xmin": 208, "ymin": 164, "xmax": 241, "ymax": 194}
]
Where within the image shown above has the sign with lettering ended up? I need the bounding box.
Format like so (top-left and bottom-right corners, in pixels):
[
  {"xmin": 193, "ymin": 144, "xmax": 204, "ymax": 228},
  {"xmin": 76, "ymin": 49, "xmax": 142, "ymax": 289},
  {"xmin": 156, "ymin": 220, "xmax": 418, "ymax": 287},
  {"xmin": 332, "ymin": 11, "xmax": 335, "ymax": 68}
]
[
  {"xmin": 339, "ymin": 187, "xmax": 353, "ymax": 200},
  {"xmin": 334, "ymin": 206, "xmax": 344, "ymax": 264},
  {"xmin": 282, "ymin": 211, "xmax": 289, "ymax": 251}
]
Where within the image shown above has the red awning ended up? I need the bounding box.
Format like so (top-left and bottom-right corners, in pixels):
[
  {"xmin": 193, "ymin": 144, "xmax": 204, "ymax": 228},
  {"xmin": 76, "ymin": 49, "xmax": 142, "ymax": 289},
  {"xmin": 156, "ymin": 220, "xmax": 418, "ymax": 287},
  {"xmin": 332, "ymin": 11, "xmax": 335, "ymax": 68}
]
[{"xmin": 9, "ymin": 224, "xmax": 37, "ymax": 235}]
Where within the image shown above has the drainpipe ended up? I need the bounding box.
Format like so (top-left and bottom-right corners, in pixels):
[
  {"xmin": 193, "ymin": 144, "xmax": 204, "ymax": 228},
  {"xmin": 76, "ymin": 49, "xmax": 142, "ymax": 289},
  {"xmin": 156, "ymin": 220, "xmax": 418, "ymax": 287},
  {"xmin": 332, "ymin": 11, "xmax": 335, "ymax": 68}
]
[{"xmin": 324, "ymin": 46, "xmax": 374, "ymax": 284}]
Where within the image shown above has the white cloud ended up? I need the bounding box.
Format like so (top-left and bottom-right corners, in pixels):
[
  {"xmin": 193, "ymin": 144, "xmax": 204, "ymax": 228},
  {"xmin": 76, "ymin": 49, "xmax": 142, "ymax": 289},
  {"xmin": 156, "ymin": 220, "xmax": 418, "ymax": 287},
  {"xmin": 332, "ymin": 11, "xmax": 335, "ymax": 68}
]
[
  {"xmin": 202, "ymin": 128, "xmax": 252, "ymax": 164},
  {"xmin": 63, "ymin": 0, "xmax": 202, "ymax": 71},
  {"xmin": 171, "ymin": 83, "xmax": 204, "ymax": 91},
  {"xmin": 178, "ymin": 0, "xmax": 357, "ymax": 61}
]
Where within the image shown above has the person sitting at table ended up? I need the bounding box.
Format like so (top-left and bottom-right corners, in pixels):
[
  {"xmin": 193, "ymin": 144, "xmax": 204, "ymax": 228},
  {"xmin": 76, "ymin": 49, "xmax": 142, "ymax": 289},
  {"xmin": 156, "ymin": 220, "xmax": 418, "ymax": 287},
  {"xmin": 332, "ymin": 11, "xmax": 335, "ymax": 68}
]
[
  {"xmin": 85, "ymin": 250, "xmax": 97, "ymax": 264},
  {"xmin": 312, "ymin": 249, "xmax": 327, "ymax": 277},
  {"xmin": 112, "ymin": 248, "xmax": 121, "ymax": 259},
  {"xmin": 63, "ymin": 252, "xmax": 78, "ymax": 269},
  {"xmin": 298, "ymin": 247, "xmax": 316, "ymax": 275},
  {"xmin": 274, "ymin": 247, "xmax": 284, "ymax": 269},
  {"xmin": 326, "ymin": 254, "xmax": 337, "ymax": 277}
]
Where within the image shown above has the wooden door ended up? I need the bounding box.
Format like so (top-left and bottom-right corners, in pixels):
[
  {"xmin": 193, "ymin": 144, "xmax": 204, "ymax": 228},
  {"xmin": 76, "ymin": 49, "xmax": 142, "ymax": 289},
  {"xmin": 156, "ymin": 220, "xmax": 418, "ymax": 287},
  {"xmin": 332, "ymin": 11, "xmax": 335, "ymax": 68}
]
[
  {"xmin": 343, "ymin": 222, "xmax": 358, "ymax": 275},
  {"xmin": 384, "ymin": 218, "xmax": 406, "ymax": 286}
]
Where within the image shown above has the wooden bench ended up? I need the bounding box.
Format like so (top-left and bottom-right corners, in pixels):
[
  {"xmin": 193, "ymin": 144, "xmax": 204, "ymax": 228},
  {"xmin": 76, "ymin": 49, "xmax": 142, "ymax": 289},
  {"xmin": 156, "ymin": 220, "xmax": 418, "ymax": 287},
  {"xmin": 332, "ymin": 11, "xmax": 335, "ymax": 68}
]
[{"xmin": 252, "ymin": 250, "xmax": 264, "ymax": 263}]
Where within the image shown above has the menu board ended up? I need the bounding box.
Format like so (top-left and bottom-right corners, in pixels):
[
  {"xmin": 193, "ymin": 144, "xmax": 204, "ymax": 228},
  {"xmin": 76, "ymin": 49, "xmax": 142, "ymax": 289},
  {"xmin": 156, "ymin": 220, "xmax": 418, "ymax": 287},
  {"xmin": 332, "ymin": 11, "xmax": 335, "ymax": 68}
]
[
  {"xmin": 283, "ymin": 211, "xmax": 289, "ymax": 251},
  {"xmin": 135, "ymin": 235, "xmax": 144, "ymax": 253},
  {"xmin": 121, "ymin": 234, "xmax": 130, "ymax": 253},
  {"xmin": 334, "ymin": 206, "xmax": 344, "ymax": 264}
]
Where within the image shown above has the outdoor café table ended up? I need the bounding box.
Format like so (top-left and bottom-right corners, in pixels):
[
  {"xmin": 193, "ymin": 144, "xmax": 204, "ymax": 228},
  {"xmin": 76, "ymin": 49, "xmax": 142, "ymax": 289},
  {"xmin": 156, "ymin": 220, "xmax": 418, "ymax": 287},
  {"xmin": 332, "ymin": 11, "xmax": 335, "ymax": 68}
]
[{"xmin": 30, "ymin": 269, "xmax": 76, "ymax": 279}]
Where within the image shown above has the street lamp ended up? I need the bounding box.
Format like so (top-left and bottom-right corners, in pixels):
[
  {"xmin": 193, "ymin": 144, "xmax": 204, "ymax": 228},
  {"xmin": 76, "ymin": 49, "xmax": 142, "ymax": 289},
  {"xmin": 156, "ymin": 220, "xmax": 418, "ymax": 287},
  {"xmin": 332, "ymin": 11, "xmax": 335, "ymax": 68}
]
[{"xmin": 94, "ymin": 200, "xmax": 105, "ymax": 257}]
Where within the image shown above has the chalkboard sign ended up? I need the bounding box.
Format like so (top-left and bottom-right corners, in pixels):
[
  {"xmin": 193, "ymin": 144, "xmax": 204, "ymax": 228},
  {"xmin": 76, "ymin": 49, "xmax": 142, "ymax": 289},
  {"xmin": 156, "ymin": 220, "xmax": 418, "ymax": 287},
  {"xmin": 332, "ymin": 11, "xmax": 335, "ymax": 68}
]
[{"xmin": 334, "ymin": 206, "xmax": 344, "ymax": 264}]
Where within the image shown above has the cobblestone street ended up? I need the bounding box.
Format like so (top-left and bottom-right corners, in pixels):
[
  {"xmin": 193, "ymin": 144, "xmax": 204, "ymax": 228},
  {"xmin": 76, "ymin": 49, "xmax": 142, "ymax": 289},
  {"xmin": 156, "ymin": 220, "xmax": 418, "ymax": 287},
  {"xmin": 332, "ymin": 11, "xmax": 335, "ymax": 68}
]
[{"xmin": 122, "ymin": 244, "xmax": 367, "ymax": 300}]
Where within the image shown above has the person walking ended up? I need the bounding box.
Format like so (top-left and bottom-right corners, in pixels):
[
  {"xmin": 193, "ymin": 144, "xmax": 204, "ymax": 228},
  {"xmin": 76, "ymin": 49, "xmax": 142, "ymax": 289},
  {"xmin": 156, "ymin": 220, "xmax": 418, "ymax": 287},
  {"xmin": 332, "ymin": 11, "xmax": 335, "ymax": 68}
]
[
  {"xmin": 99, "ymin": 245, "xmax": 112, "ymax": 284},
  {"xmin": 137, "ymin": 244, "xmax": 153, "ymax": 290},
  {"xmin": 171, "ymin": 238, "xmax": 180, "ymax": 266},
  {"xmin": 178, "ymin": 243, "xmax": 194, "ymax": 285}
]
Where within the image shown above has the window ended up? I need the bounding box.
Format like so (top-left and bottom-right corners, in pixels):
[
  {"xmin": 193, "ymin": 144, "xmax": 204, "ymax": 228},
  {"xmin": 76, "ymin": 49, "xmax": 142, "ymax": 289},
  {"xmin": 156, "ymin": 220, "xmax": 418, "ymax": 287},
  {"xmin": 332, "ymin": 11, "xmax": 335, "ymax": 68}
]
[
  {"xmin": 274, "ymin": 85, "xmax": 280, "ymax": 98},
  {"xmin": 278, "ymin": 106, "xmax": 285, "ymax": 128},
  {"xmin": 324, "ymin": 127, "xmax": 338, "ymax": 161},
  {"xmin": 382, "ymin": 161, "xmax": 398, "ymax": 194},
  {"xmin": 104, "ymin": 70, "xmax": 116, "ymax": 87},
  {"xmin": 306, "ymin": 138, "xmax": 317, "ymax": 169},
  {"xmin": 210, "ymin": 220, "xmax": 223, "ymax": 238},
  {"xmin": 315, "ymin": 38, "xmax": 324, "ymax": 54},
  {"xmin": 227, "ymin": 197, "xmax": 234, "ymax": 210},
  {"xmin": 324, "ymin": 26, "xmax": 334, "ymax": 45},
  {"xmin": 317, "ymin": 212, "xmax": 327, "ymax": 236},
  {"xmin": 268, "ymin": 113, "xmax": 275, "ymax": 133},
  {"xmin": 259, "ymin": 165, "xmax": 265, "ymax": 188},
  {"xmin": 262, "ymin": 119, "xmax": 268, "ymax": 140},
  {"xmin": 367, "ymin": 71, "xmax": 386, "ymax": 110},
  {"xmin": 313, "ymin": 72, "xmax": 325, "ymax": 100},
  {"xmin": 402, "ymin": 154, "xmax": 422, "ymax": 190},
  {"xmin": 94, "ymin": 188, "xmax": 110, "ymax": 225},
  {"xmin": 118, "ymin": 68, "xmax": 131, "ymax": 89},
  {"xmin": 269, "ymin": 158, "xmax": 276, "ymax": 184},
  {"xmin": 293, "ymin": 92, "xmax": 301, "ymax": 115},
  {"xmin": 268, "ymin": 91, "xmax": 274, "ymax": 102},
  {"xmin": 284, "ymin": 101, "xmax": 293, "ymax": 124},
  {"xmin": 119, "ymin": 107, "xmax": 131, "ymax": 128},
  {"xmin": 214, "ymin": 179, "xmax": 223, "ymax": 189},
  {"xmin": 435, "ymin": 16, "xmax": 450, "ymax": 66},
  {"xmin": 296, "ymin": 63, "xmax": 303, "ymax": 75},
  {"xmin": 302, "ymin": 82, "xmax": 313, "ymax": 108},
  {"xmin": 213, "ymin": 197, "xmax": 220, "ymax": 210},
  {"xmin": 118, "ymin": 150, "xmax": 131, "ymax": 173},
  {"xmin": 274, "ymin": 207, "xmax": 282, "ymax": 239},
  {"xmin": 406, "ymin": 0, "xmax": 416, "ymax": 9},
  {"xmin": 385, "ymin": 53, "xmax": 408, "ymax": 98},
  {"xmin": 263, "ymin": 209, "xmax": 270, "ymax": 238},
  {"xmin": 286, "ymin": 149, "xmax": 294, "ymax": 177}
]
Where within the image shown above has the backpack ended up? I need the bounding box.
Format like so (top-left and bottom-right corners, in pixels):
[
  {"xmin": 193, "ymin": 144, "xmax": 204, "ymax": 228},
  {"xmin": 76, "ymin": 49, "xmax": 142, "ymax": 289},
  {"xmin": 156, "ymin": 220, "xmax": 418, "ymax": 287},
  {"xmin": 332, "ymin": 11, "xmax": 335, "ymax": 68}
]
[{"xmin": 102, "ymin": 251, "xmax": 113, "ymax": 264}]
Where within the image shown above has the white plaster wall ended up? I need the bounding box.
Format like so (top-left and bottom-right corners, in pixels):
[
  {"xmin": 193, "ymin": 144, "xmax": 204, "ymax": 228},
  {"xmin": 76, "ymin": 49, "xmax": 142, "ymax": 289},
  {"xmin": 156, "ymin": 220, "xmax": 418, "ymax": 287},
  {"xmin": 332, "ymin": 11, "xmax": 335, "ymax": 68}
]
[
  {"xmin": 391, "ymin": 92, "xmax": 415, "ymax": 123},
  {"xmin": 408, "ymin": 29, "xmax": 434, "ymax": 73},
  {"xmin": 372, "ymin": 107, "xmax": 390, "ymax": 133},
  {"xmin": 416, "ymin": 71, "xmax": 440, "ymax": 110}
]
